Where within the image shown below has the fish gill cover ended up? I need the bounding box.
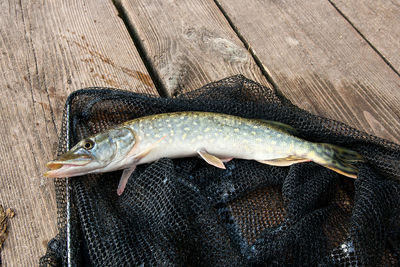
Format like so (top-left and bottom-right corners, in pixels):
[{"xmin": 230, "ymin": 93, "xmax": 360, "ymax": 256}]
[{"xmin": 40, "ymin": 75, "xmax": 400, "ymax": 266}]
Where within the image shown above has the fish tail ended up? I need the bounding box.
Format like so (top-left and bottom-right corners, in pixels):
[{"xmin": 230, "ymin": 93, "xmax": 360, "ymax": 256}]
[{"xmin": 312, "ymin": 143, "xmax": 364, "ymax": 178}]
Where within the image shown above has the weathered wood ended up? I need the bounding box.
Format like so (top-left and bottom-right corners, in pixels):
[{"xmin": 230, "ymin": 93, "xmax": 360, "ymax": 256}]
[
  {"xmin": 116, "ymin": 0, "xmax": 271, "ymax": 96},
  {"xmin": 216, "ymin": 0, "xmax": 400, "ymax": 144},
  {"xmin": 0, "ymin": 0, "xmax": 156, "ymax": 265},
  {"xmin": 330, "ymin": 0, "xmax": 400, "ymax": 73}
]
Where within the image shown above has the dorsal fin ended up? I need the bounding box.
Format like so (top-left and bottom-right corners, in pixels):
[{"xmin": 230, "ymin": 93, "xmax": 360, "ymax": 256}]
[{"xmin": 258, "ymin": 119, "xmax": 298, "ymax": 135}]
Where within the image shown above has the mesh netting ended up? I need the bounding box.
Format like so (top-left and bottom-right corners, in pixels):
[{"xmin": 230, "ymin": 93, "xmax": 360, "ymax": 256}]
[{"xmin": 40, "ymin": 75, "xmax": 400, "ymax": 266}]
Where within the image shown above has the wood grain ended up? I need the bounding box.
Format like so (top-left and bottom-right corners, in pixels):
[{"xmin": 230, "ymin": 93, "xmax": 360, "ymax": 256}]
[
  {"xmin": 0, "ymin": 0, "xmax": 156, "ymax": 265},
  {"xmin": 216, "ymin": 0, "xmax": 400, "ymax": 144},
  {"xmin": 330, "ymin": 0, "xmax": 400, "ymax": 73},
  {"xmin": 116, "ymin": 0, "xmax": 271, "ymax": 96}
]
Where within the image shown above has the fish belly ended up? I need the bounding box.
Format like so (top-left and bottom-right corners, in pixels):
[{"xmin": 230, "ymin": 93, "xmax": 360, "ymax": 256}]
[
  {"xmin": 139, "ymin": 135, "xmax": 294, "ymax": 165},
  {"xmin": 132, "ymin": 112, "xmax": 303, "ymax": 164}
]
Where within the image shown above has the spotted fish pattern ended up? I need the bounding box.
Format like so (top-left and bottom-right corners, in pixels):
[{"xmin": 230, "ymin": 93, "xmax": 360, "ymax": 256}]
[{"xmin": 45, "ymin": 111, "xmax": 363, "ymax": 195}]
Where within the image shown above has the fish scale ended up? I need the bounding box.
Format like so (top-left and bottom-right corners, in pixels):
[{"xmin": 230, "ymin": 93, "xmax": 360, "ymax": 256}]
[
  {"xmin": 45, "ymin": 111, "xmax": 363, "ymax": 195},
  {"xmin": 129, "ymin": 112, "xmax": 295, "ymax": 163}
]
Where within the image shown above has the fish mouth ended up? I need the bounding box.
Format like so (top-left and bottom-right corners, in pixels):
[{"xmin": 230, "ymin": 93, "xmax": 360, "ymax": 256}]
[{"xmin": 44, "ymin": 156, "xmax": 92, "ymax": 178}]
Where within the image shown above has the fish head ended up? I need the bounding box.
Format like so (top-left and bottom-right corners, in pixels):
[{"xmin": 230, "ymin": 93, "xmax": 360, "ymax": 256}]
[{"xmin": 44, "ymin": 127, "xmax": 136, "ymax": 178}]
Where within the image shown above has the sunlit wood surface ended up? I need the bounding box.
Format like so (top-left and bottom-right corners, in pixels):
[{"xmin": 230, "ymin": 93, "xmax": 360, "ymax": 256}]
[{"xmin": 0, "ymin": 0, "xmax": 398, "ymax": 265}]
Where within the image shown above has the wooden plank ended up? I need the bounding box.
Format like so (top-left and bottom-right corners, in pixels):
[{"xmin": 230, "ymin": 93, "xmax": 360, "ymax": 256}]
[
  {"xmin": 216, "ymin": 0, "xmax": 400, "ymax": 144},
  {"xmin": 330, "ymin": 0, "xmax": 400, "ymax": 73},
  {"xmin": 116, "ymin": 0, "xmax": 271, "ymax": 96},
  {"xmin": 0, "ymin": 0, "xmax": 156, "ymax": 265}
]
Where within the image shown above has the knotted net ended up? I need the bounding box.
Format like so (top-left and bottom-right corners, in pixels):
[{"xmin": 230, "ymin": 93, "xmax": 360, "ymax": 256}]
[{"xmin": 40, "ymin": 75, "xmax": 400, "ymax": 266}]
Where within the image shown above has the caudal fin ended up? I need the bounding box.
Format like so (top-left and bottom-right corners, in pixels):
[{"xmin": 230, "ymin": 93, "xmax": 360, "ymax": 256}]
[{"xmin": 315, "ymin": 143, "xmax": 363, "ymax": 178}]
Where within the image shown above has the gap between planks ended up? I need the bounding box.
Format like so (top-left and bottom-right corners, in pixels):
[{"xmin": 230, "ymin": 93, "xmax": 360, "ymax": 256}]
[
  {"xmin": 113, "ymin": 0, "xmax": 273, "ymax": 96},
  {"xmin": 113, "ymin": 0, "xmax": 170, "ymax": 97},
  {"xmin": 114, "ymin": 0, "xmax": 400, "ymax": 101},
  {"xmin": 213, "ymin": 0, "xmax": 400, "ymax": 143},
  {"xmin": 212, "ymin": 0, "xmax": 284, "ymax": 100},
  {"xmin": 214, "ymin": 0, "xmax": 400, "ymax": 98},
  {"xmin": 327, "ymin": 0, "xmax": 400, "ymax": 78}
]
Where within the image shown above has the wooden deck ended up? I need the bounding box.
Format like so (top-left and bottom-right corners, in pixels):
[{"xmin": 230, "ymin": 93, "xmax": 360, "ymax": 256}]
[{"xmin": 0, "ymin": 0, "xmax": 399, "ymax": 265}]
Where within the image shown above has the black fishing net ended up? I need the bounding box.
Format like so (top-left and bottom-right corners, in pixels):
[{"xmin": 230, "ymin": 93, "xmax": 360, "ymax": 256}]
[{"xmin": 40, "ymin": 75, "xmax": 400, "ymax": 266}]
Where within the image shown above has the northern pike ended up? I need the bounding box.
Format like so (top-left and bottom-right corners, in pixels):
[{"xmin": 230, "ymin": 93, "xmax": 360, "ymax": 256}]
[{"xmin": 45, "ymin": 112, "xmax": 363, "ymax": 195}]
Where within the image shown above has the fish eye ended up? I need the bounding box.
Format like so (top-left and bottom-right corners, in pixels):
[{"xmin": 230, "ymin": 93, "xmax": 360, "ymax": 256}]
[{"xmin": 83, "ymin": 139, "xmax": 94, "ymax": 150}]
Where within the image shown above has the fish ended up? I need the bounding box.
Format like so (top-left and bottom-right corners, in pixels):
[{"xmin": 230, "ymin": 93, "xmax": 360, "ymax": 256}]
[{"xmin": 44, "ymin": 111, "xmax": 363, "ymax": 195}]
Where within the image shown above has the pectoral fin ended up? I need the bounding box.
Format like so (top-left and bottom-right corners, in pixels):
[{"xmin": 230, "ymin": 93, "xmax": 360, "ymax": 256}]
[
  {"xmin": 127, "ymin": 135, "xmax": 167, "ymax": 160},
  {"xmin": 257, "ymin": 156, "xmax": 311, "ymax": 167},
  {"xmin": 197, "ymin": 150, "xmax": 226, "ymax": 169},
  {"xmin": 117, "ymin": 165, "xmax": 136, "ymax": 196}
]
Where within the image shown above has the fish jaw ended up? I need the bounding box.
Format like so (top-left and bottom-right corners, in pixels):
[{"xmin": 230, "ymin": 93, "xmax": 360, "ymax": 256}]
[{"xmin": 44, "ymin": 157, "xmax": 93, "ymax": 178}]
